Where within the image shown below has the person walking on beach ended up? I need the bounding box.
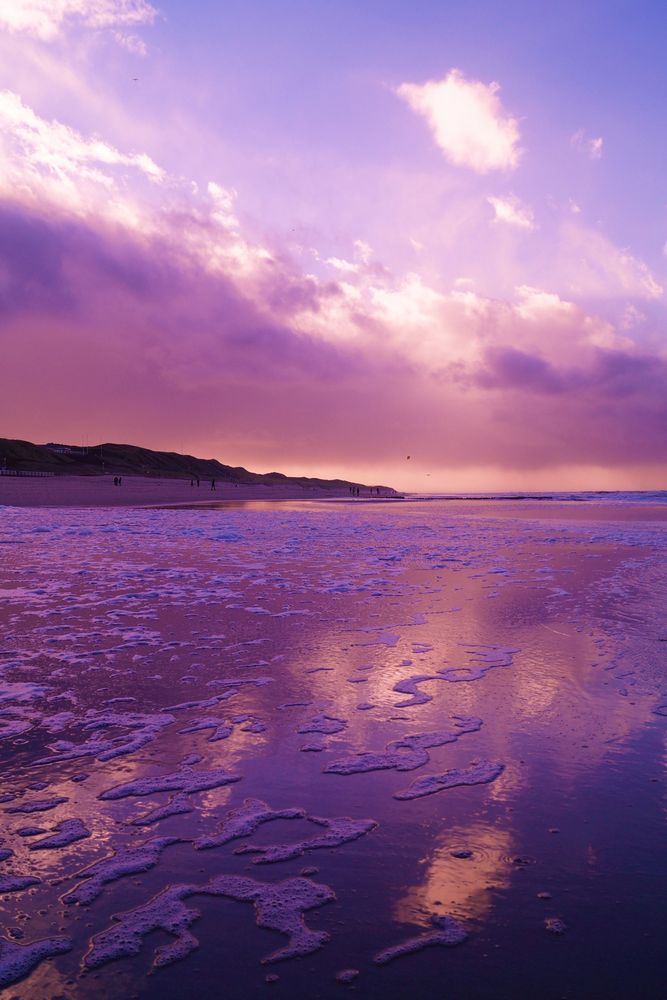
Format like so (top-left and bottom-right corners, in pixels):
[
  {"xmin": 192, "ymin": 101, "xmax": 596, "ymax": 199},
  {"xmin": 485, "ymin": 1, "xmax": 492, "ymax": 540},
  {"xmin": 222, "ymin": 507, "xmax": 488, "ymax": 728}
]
[
  {"xmin": 211, "ymin": 479, "xmax": 216, "ymax": 491},
  {"xmin": 113, "ymin": 476, "xmax": 118, "ymax": 486}
]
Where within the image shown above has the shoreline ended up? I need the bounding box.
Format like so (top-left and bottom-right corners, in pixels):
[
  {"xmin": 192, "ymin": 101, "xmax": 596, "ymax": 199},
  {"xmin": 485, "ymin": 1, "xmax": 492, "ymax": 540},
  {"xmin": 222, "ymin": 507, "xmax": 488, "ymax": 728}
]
[
  {"xmin": 1, "ymin": 475, "xmax": 664, "ymax": 515},
  {"xmin": 0, "ymin": 474, "xmax": 395, "ymax": 509}
]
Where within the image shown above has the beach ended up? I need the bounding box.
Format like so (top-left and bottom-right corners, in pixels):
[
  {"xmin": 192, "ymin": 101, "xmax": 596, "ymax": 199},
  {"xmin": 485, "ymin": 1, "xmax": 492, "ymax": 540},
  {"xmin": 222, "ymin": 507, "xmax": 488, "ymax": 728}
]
[
  {"xmin": 0, "ymin": 475, "xmax": 368, "ymax": 508},
  {"xmin": 0, "ymin": 496, "xmax": 666, "ymax": 998},
  {"xmin": 3, "ymin": 0, "xmax": 666, "ymax": 994}
]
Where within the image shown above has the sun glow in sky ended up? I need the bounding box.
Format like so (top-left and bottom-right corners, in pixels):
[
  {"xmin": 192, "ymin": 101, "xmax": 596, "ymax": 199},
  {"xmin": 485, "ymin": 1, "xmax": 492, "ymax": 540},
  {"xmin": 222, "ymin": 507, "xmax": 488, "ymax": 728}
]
[{"xmin": 1, "ymin": 0, "xmax": 666, "ymax": 490}]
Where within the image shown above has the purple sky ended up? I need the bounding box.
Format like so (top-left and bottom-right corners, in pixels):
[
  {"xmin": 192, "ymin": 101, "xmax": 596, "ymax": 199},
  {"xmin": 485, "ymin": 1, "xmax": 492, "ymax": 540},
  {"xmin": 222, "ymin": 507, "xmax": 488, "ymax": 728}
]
[{"xmin": 1, "ymin": 0, "xmax": 666, "ymax": 489}]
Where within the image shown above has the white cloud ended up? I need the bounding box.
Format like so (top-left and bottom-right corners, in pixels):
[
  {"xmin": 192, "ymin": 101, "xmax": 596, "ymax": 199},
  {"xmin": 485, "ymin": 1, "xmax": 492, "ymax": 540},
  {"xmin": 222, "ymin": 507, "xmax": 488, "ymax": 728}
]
[
  {"xmin": 0, "ymin": 89, "xmax": 164, "ymax": 215},
  {"xmin": 0, "ymin": 0, "xmax": 157, "ymax": 47},
  {"xmin": 186, "ymin": 182, "xmax": 274, "ymax": 278},
  {"xmin": 112, "ymin": 30, "xmax": 147, "ymax": 54},
  {"xmin": 325, "ymin": 239, "xmax": 373, "ymax": 274},
  {"xmin": 515, "ymin": 285, "xmax": 574, "ymax": 320},
  {"xmin": 299, "ymin": 262, "xmax": 624, "ymax": 374},
  {"xmin": 353, "ymin": 239, "xmax": 372, "ymax": 263},
  {"xmin": 207, "ymin": 181, "xmax": 239, "ymax": 228},
  {"xmin": 370, "ymin": 272, "xmax": 445, "ymax": 328},
  {"xmin": 571, "ymin": 129, "xmax": 603, "ymax": 160},
  {"xmin": 327, "ymin": 256, "xmax": 358, "ymax": 273},
  {"xmin": 488, "ymin": 194, "xmax": 534, "ymax": 229},
  {"xmin": 559, "ymin": 222, "xmax": 663, "ymax": 301},
  {"xmin": 620, "ymin": 304, "xmax": 646, "ymax": 330},
  {"xmin": 397, "ymin": 69, "xmax": 521, "ymax": 173}
]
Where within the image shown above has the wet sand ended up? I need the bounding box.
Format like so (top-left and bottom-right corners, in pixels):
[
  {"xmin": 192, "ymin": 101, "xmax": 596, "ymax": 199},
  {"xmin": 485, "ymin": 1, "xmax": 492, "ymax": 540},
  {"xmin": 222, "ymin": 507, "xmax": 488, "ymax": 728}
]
[
  {"xmin": 0, "ymin": 475, "xmax": 364, "ymax": 508},
  {"xmin": 0, "ymin": 498, "xmax": 666, "ymax": 998}
]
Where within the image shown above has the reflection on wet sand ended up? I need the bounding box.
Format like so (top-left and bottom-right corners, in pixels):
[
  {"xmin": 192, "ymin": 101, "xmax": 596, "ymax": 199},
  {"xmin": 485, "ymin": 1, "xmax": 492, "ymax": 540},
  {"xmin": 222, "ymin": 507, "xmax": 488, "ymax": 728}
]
[
  {"xmin": 395, "ymin": 821, "xmax": 514, "ymax": 926},
  {"xmin": 0, "ymin": 499, "xmax": 666, "ymax": 998}
]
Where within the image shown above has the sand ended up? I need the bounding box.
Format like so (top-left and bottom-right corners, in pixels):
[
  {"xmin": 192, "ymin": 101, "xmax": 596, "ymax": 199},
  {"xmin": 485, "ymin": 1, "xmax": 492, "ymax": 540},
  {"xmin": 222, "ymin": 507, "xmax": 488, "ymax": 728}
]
[
  {"xmin": 0, "ymin": 474, "xmax": 360, "ymax": 508},
  {"xmin": 0, "ymin": 497, "xmax": 666, "ymax": 997}
]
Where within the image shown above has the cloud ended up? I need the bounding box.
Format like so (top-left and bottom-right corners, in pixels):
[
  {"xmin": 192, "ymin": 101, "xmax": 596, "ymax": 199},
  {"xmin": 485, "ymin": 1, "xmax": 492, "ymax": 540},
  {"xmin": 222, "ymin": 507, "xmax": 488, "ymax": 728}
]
[
  {"xmin": 589, "ymin": 137, "xmax": 603, "ymax": 158},
  {"xmin": 476, "ymin": 346, "xmax": 571, "ymax": 393},
  {"xmin": 1, "ymin": 191, "xmax": 666, "ymax": 480},
  {"xmin": 0, "ymin": 94, "xmax": 665, "ymax": 485},
  {"xmin": 488, "ymin": 194, "xmax": 534, "ymax": 229},
  {"xmin": 0, "ymin": 0, "xmax": 157, "ymax": 43},
  {"xmin": 557, "ymin": 221, "xmax": 663, "ymax": 301},
  {"xmin": 514, "ymin": 284, "xmax": 573, "ymax": 320},
  {"xmin": 0, "ymin": 91, "xmax": 290, "ymax": 304},
  {"xmin": 112, "ymin": 30, "xmax": 147, "ymax": 55},
  {"xmin": 327, "ymin": 256, "xmax": 359, "ymax": 273},
  {"xmin": 207, "ymin": 181, "xmax": 240, "ymax": 228},
  {"xmin": 571, "ymin": 129, "xmax": 603, "ymax": 160},
  {"xmin": 619, "ymin": 304, "xmax": 645, "ymax": 330},
  {"xmin": 0, "ymin": 90, "xmax": 164, "ymax": 220},
  {"xmin": 397, "ymin": 69, "xmax": 521, "ymax": 173}
]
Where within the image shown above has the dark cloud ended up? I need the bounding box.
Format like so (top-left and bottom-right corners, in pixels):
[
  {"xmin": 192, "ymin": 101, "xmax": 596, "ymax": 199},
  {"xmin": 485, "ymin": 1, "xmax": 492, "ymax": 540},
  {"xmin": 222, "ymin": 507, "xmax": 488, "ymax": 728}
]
[
  {"xmin": 1, "ymin": 198, "xmax": 666, "ymax": 479},
  {"xmin": 0, "ymin": 206, "xmax": 71, "ymax": 316},
  {"xmin": 476, "ymin": 346, "xmax": 570, "ymax": 393}
]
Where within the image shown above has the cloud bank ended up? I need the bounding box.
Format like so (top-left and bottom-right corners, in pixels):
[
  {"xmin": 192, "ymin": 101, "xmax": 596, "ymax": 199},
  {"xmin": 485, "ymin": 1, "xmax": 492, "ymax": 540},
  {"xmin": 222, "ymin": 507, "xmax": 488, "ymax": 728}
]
[
  {"xmin": 0, "ymin": 93, "xmax": 665, "ymax": 488},
  {"xmin": 0, "ymin": 4, "xmax": 665, "ymax": 494}
]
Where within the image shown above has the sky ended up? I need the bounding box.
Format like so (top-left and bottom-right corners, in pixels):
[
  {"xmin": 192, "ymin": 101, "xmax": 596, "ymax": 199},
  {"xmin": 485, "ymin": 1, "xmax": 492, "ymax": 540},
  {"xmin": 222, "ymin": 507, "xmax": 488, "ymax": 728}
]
[{"xmin": 1, "ymin": 0, "xmax": 666, "ymax": 491}]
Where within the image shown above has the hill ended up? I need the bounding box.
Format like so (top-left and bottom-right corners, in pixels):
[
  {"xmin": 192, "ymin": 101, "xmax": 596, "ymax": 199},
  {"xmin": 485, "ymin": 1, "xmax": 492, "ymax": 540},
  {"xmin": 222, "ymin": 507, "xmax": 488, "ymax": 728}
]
[{"xmin": 0, "ymin": 438, "xmax": 394, "ymax": 492}]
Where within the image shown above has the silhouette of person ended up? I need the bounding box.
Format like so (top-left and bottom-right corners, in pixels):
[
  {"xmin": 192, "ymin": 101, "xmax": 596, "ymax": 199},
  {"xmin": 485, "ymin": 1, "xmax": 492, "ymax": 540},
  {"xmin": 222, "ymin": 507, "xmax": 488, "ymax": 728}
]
[{"xmin": 211, "ymin": 479, "xmax": 216, "ymax": 490}]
